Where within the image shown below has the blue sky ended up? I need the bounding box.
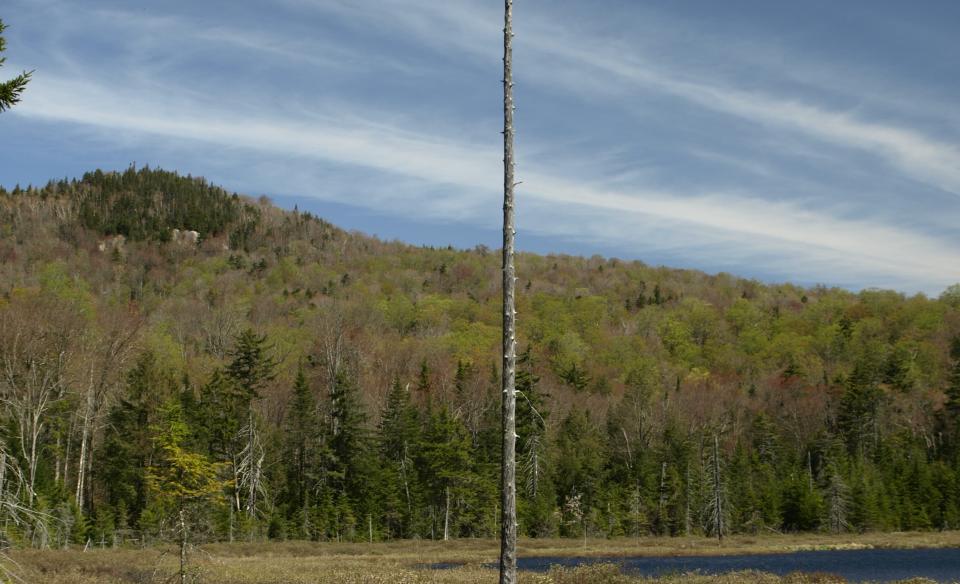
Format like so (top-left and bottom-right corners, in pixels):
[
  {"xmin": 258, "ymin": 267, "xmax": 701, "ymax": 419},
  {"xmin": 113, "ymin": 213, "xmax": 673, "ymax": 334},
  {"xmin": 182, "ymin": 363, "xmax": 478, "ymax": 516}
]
[{"xmin": 2, "ymin": 0, "xmax": 959, "ymax": 295}]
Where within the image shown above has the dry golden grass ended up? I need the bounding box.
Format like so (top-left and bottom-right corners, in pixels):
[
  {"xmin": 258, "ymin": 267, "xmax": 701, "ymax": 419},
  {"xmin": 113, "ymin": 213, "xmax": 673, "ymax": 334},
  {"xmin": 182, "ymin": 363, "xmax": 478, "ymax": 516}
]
[{"xmin": 7, "ymin": 532, "xmax": 960, "ymax": 583}]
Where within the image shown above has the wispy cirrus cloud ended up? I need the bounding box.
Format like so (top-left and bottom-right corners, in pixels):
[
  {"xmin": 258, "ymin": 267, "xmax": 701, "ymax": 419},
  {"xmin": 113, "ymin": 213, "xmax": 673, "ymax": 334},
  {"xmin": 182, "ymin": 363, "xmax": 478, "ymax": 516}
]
[
  {"xmin": 288, "ymin": 0, "xmax": 960, "ymax": 196},
  {"xmin": 15, "ymin": 71, "xmax": 959, "ymax": 292}
]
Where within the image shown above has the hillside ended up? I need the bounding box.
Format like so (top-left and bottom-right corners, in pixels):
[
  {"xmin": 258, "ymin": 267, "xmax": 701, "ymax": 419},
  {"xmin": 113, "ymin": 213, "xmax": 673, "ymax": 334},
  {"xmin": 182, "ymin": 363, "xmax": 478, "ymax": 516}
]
[{"xmin": 1, "ymin": 166, "xmax": 959, "ymax": 545}]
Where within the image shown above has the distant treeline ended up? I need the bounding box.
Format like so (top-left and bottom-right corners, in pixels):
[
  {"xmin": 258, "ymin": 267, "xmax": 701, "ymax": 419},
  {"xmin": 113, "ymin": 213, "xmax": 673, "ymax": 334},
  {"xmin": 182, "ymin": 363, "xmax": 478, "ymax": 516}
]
[{"xmin": 0, "ymin": 167, "xmax": 959, "ymax": 546}]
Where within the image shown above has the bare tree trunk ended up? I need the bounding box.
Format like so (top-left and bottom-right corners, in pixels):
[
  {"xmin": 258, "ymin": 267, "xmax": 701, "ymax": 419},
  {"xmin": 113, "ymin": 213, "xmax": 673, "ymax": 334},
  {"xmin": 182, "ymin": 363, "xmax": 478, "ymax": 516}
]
[
  {"xmin": 179, "ymin": 507, "xmax": 187, "ymax": 584},
  {"xmin": 63, "ymin": 424, "xmax": 72, "ymax": 492},
  {"xmin": 499, "ymin": 0, "xmax": 518, "ymax": 581},
  {"xmin": 531, "ymin": 444, "xmax": 539, "ymax": 497},
  {"xmin": 400, "ymin": 451, "xmax": 412, "ymax": 527},
  {"xmin": 75, "ymin": 380, "xmax": 95, "ymax": 508},
  {"xmin": 76, "ymin": 324, "xmax": 139, "ymax": 511},
  {"xmin": 248, "ymin": 408, "xmax": 256, "ymax": 520},
  {"xmin": 657, "ymin": 461, "xmax": 667, "ymax": 534},
  {"xmin": 684, "ymin": 462, "xmax": 692, "ymax": 536},
  {"xmin": 54, "ymin": 436, "xmax": 61, "ymax": 485},
  {"xmin": 443, "ymin": 485, "xmax": 451, "ymax": 542},
  {"xmin": 713, "ymin": 434, "xmax": 723, "ymax": 545}
]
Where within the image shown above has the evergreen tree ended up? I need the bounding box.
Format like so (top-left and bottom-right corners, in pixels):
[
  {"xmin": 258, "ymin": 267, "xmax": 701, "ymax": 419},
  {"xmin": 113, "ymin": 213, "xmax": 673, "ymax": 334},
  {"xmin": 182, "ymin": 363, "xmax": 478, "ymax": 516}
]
[
  {"xmin": 515, "ymin": 349, "xmax": 554, "ymax": 536},
  {"xmin": 328, "ymin": 368, "xmax": 376, "ymax": 532},
  {"xmin": 553, "ymin": 409, "xmax": 604, "ymax": 536},
  {"xmin": 282, "ymin": 368, "xmax": 331, "ymax": 539},
  {"xmin": 849, "ymin": 462, "xmax": 883, "ymax": 531},
  {"xmin": 703, "ymin": 433, "xmax": 729, "ymax": 543},
  {"xmin": 378, "ymin": 377, "xmax": 420, "ymax": 538},
  {"xmin": 226, "ymin": 329, "xmax": 277, "ymax": 402},
  {"xmin": 941, "ymin": 336, "xmax": 960, "ymax": 453},
  {"xmin": 838, "ymin": 362, "xmax": 883, "ymax": 459},
  {"xmin": 823, "ymin": 464, "xmax": 850, "ymax": 534},
  {"xmin": 99, "ymin": 352, "xmax": 174, "ymax": 528},
  {"xmin": 418, "ymin": 404, "xmax": 472, "ymax": 540},
  {"xmin": 226, "ymin": 329, "xmax": 276, "ymax": 526},
  {"xmin": 780, "ymin": 473, "xmax": 822, "ymax": 532},
  {"xmin": 0, "ymin": 19, "xmax": 31, "ymax": 112}
]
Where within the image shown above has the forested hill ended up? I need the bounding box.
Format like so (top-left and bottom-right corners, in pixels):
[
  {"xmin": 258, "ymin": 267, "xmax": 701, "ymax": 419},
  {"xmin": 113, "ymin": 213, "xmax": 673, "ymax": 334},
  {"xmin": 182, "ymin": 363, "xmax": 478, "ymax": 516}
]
[{"xmin": 1, "ymin": 166, "xmax": 960, "ymax": 545}]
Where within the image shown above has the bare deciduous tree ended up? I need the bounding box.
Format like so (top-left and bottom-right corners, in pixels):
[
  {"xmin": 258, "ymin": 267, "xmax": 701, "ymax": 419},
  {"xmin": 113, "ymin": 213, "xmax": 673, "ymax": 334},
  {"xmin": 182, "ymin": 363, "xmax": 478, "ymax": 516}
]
[
  {"xmin": 74, "ymin": 317, "xmax": 141, "ymax": 511},
  {"xmin": 0, "ymin": 439, "xmax": 52, "ymax": 578},
  {"xmin": 0, "ymin": 296, "xmax": 77, "ymax": 507}
]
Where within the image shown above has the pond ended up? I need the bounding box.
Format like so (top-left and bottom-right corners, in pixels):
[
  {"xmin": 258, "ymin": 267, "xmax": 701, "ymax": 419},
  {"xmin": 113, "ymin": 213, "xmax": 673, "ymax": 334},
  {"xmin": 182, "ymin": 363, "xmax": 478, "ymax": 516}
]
[{"xmin": 440, "ymin": 547, "xmax": 960, "ymax": 583}]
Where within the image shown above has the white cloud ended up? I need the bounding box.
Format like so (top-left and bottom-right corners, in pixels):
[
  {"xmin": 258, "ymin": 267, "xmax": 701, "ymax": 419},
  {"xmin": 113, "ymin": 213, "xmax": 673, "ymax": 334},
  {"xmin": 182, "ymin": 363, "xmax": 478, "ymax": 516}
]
[
  {"xmin": 14, "ymin": 73, "xmax": 959, "ymax": 293},
  {"xmin": 286, "ymin": 0, "xmax": 960, "ymax": 195}
]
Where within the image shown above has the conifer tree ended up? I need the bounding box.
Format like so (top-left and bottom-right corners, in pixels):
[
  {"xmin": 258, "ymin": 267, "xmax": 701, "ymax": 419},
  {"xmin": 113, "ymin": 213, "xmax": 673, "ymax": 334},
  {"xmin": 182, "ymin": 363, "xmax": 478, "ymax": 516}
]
[
  {"xmin": 823, "ymin": 464, "xmax": 850, "ymax": 534},
  {"xmin": 0, "ymin": 19, "xmax": 31, "ymax": 112},
  {"xmin": 329, "ymin": 368, "xmax": 376, "ymax": 531},
  {"xmin": 838, "ymin": 362, "xmax": 883, "ymax": 458},
  {"xmin": 226, "ymin": 329, "xmax": 276, "ymax": 527},
  {"xmin": 419, "ymin": 404, "xmax": 472, "ymax": 540},
  {"xmin": 941, "ymin": 336, "xmax": 960, "ymax": 452},
  {"xmin": 282, "ymin": 367, "xmax": 330, "ymax": 538},
  {"xmin": 378, "ymin": 377, "xmax": 419, "ymax": 538},
  {"xmin": 515, "ymin": 349, "xmax": 554, "ymax": 535},
  {"xmin": 781, "ymin": 473, "xmax": 822, "ymax": 531},
  {"xmin": 553, "ymin": 409, "xmax": 604, "ymax": 536},
  {"xmin": 100, "ymin": 352, "xmax": 174, "ymax": 528},
  {"xmin": 704, "ymin": 433, "xmax": 729, "ymax": 544}
]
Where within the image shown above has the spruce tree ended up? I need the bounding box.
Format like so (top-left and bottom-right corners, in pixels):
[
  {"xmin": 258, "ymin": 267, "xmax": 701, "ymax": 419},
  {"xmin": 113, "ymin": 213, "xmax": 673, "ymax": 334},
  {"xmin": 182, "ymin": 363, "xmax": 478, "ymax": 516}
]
[
  {"xmin": 703, "ymin": 433, "xmax": 729, "ymax": 544},
  {"xmin": 515, "ymin": 348, "xmax": 554, "ymax": 536},
  {"xmin": 226, "ymin": 329, "xmax": 277, "ymax": 402},
  {"xmin": 823, "ymin": 464, "xmax": 850, "ymax": 534},
  {"xmin": 838, "ymin": 362, "xmax": 883, "ymax": 458},
  {"xmin": 378, "ymin": 377, "xmax": 420, "ymax": 538},
  {"xmin": 329, "ymin": 368, "xmax": 376, "ymax": 531},
  {"xmin": 226, "ymin": 329, "xmax": 276, "ymax": 528},
  {"xmin": 282, "ymin": 368, "xmax": 330, "ymax": 539},
  {"xmin": 100, "ymin": 352, "xmax": 174, "ymax": 528},
  {"xmin": 418, "ymin": 404, "xmax": 472, "ymax": 540},
  {"xmin": 0, "ymin": 19, "xmax": 31, "ymax": 112},
  {"xmin": 942, "ymin": 336, "xmax": 960, "ymax": 451}
]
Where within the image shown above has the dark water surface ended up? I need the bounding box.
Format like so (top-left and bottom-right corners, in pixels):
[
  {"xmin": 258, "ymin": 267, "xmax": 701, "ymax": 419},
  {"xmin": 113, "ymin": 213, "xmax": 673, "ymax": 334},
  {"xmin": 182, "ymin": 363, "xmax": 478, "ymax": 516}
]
[{"xmin": 441, "ymin": 548, "xmax": 960, "ymax": 583}]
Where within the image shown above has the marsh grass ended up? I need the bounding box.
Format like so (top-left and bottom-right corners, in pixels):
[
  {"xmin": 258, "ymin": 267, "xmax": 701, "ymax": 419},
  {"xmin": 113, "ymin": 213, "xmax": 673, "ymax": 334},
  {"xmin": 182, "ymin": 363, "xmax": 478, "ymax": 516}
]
[{"xmin": 7, "ymin": 532, "xmax": 960, "ymax": 583}]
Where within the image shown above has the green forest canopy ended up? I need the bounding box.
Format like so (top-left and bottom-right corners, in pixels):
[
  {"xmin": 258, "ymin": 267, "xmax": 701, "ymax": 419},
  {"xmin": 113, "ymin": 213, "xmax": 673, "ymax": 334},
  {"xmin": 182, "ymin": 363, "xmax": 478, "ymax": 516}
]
[{"xmin": 0, "ymin": 166, "xmax": 959, "ymax": 544}]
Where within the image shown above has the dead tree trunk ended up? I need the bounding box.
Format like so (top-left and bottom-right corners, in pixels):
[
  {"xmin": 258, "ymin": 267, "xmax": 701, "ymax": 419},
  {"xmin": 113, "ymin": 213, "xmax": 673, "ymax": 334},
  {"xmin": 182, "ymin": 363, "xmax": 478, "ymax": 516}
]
[
  {"xmin": 499, "ymin": 0, "xmax": 518, "ymax": 582},
  {"xmin": 74, "ymin": 379, "xmax": 95, "ymax": 508},
  {"xmin": 443, "ymin": 485, "xmax": 451, "ymax": 542},
  {"xmin": 712, "ymin": 434, "xmax": 724, "ymax": 545},
  {"xmin": 179, "ymin": 507, "xmax": 187, "ymax": 584}
]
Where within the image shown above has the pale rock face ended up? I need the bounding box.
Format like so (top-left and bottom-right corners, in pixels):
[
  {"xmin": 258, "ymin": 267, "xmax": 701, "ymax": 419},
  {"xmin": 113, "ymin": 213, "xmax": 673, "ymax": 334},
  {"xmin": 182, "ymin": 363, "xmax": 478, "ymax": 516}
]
[
  {"xmin": 97, "ymin": 234, "xmax": 126, "ymax": 253},
  {"xmin": 171, "ymin": 228, "xmax": 200, "ymax": 245}
]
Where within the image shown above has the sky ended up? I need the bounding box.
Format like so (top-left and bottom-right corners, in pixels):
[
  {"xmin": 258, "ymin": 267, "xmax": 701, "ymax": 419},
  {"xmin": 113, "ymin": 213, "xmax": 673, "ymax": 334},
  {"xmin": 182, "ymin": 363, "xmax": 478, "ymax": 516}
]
[{"xmin": 1, "ymin": 0, "xmax": 959, "ymax": 295}]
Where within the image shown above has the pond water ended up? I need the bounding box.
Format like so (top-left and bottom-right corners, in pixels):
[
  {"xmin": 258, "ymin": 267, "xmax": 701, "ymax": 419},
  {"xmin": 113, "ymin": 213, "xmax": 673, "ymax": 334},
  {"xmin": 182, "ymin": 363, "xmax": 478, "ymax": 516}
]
[{"xmin": 441, "ymin": 547, "xmax": 960, "ymax": 583}]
